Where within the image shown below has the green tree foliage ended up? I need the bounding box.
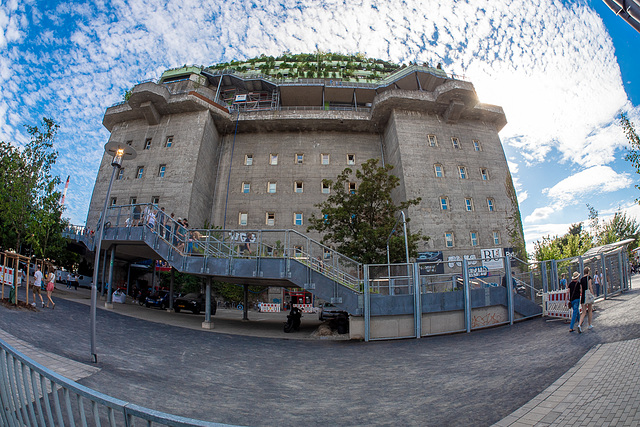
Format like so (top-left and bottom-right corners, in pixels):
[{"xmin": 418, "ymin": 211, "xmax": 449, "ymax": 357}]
[
  {"xmin": 597, "ymin": 210, "xmax": 639, "ymax": 250},
  {"xmin": 307, "ymin": 159, "xmax": 427, "ymax": 264},
  {"xmin": 621, "ymin": 113, "xmax": 640, "ymax": 200},
  {"xmin": 0, "ymin": 118, "xmax": 62, "ymax": 255},
  {"xmin": 533, "ymin": 222, "xmax": 593, "ymax": 261}
]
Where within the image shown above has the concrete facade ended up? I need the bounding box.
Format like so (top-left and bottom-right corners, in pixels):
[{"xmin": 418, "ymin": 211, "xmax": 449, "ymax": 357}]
[{"xmin": 88, "ymin": 63, "xmax": 522, "ymax": 268}]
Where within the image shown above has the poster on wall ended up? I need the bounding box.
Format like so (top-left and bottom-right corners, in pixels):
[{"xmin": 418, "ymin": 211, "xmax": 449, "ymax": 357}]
[
  {"xmin": 481, "ymin": 248, "xmax": 504, "ymax": 271},
  {"xmin": 417, "ymin": 251, "xmax": 444, "ymax": 275}
]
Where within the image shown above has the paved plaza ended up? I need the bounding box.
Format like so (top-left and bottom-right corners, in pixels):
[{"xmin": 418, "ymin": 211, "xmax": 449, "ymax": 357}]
[{"xmin": 1, "ymin": 277, "xmax": 640, "ymax": 426}]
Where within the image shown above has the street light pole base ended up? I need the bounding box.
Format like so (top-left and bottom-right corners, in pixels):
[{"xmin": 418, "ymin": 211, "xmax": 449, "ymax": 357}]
[
  {"xmin": 104, "ymin": 302, "xmax": 114, "ymax": 309},
  {"xmin": 202, "ymin": 321, "xmax": 214, "ymax": 329}
]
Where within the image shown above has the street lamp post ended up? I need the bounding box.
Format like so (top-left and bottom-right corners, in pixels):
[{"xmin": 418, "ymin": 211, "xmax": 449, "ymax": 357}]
[{"xmin": 90, "ymin": 141, "xmax": 136, "ymax": 363}]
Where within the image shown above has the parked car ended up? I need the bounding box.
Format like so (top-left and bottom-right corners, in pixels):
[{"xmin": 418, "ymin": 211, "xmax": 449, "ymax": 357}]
[
  {"xmin": 174, "ymin": 293, "xmax": 216, "ymax": 315},
  {"xmin": 318, "ymin": 302, "xmax": 347, "ymax": 321},
  {"xmin": 146, "ymin": 291, "xmax": 171, "ymax": 309}
]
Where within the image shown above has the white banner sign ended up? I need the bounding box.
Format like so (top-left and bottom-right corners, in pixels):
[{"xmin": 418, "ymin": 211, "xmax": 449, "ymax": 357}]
[{"xmin": 481, "ymin": 248, "xmax": 504, "ymax": 270}]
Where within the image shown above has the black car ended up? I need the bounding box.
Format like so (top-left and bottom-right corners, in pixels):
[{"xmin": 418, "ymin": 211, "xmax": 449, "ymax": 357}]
[
  {"xmin": 145, "ymin": 291, "xmax": 171, "ymax": 309},
  {"xmin": 174, "ymin": 293, "xmax": 216, "ymax": 315}
]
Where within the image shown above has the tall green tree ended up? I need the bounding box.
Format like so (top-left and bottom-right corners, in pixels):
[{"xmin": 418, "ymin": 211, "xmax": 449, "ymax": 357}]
[
  {"xmin": 533, "ymin": 223, "xmax": 593, "ymax": 262},
  {"xmin": 0, "ymin": 118, "xmax": 62, "ymax": 254},
  {"xmin": 307, "ymin": 158, "xmax": 427, "ymax": 264},
  {"xmin": 621, "ymin": 113, "xmax": 640, "ymax": 201}
]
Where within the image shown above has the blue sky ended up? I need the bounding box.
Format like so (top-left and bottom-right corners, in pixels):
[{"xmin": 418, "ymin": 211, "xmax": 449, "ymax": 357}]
[{"xmin": 0, "ymin": 0, "xmax": 639, "ymax": 255}]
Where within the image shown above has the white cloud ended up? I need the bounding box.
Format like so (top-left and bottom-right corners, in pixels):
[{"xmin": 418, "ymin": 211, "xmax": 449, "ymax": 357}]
[
  {"xmin": 543, "ymin": 165, "xmax": 632, "ymax": 207},
  {"xmin": 526, "ymin": 206, "xmax": 555, "ymax": 223}
]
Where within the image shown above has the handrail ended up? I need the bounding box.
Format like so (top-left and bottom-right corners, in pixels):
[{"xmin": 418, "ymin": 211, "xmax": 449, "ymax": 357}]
[{"xmin": 0, "ymin": 338, "xmax": 233, "ymax": 426}]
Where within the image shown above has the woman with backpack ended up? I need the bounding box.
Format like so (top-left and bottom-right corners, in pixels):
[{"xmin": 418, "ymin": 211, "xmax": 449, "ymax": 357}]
[{"xmin": 45, "ymin": 271, "xmax": 56, "ymax": 309}]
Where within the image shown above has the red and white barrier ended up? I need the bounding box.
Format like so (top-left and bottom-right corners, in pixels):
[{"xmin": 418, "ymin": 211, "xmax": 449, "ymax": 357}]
[
  {"xmin": 293, "ymin": 303, "xmax": 314, "ymax": 313},
  {"xmin": 544, "ymin": 290, "xmax": 572, "ymax": 318},
  {"xmin": 259, "ymin": 303, "xmax": 281, "ymax": 313},
  {"xmin": 1, "ymin": 267, "xmax": 22, "ymax": 286}
]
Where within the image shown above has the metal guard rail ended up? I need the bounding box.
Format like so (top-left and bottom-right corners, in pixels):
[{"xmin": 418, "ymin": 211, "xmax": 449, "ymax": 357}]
[{"xmin": 0, "ymin": 339, "xmax": 232, "ymax": 427}]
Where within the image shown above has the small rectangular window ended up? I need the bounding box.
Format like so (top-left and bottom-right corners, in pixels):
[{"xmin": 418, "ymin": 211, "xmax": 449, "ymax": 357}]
[
  {"xmin": 473, "ymin": 140, "xmax": 481, "ymax": 151},
  {"xmin": 130, "ymin": 197, "xmax": 137, "ymax": 204},
  {"xmin": 117, "ymin": 168, "xmax": 125, "ymax": 180},
  {"xmin": 144, "ymin": 138, "xmax": 152, "ymax": 150},
  {"xmin": 165, "ymin": 136, "xmax": 173, "ymax": 148},
  {"xmin": 451, "ymin": 137, "xmax": 461, "ymax": 149},
  {"xmin": 136, "ymin": 166, "xmax": 144, "ymax": 179},
  {"xmin": 239, "ymin": 212, "xmax": 248, "ymax": 226},
  {"xmin": 268, "ymin": 182, "xmax": 277, "ymax": 193},
  {"xmin": 322, "ymin": 182, "xmax": 331, "ymax": 194},
  {"xmin": 110, "ymin": 197, "xmax": 117, "ymax": 206},
  {"xmin": 458, "ymin": 166, "xmax": 467, "ymax": 179},
  {"xmin": 323, "ymin": 248, "xmax": 331, "ymax": 260},
  {"xmin": 348, "ymin": 182, "xmax": 356, "ymax": 194},
  {"xmin": 470, "ymin": 232, "xmax": 478, "ymax": 247},
  {"xmin": 428, "ymin": 135, "xmax": 438, "ymax": 147},
  {"xmin": 321, "ymin": 153, "xmax": 330, "ymax": 165},
  {"xmin": 158, "ymin": 165, "xmax": 166, "ymax": 178},
  {"xmin": 480, "ymin": 168, "xmax": 489, "ymax": 181},
  {"xmin": 245, "ymin": 155, "xmax": 253, "ymax": 166},
  {"xmin": 445, "ymin": 232, "xmax": 455, "ymax": 248},
  {"xmin": 347, "ymin": 154, "xmax": 355, "ymax": 165},
  {"xmin": 434, "ymin": 164, "xmax": 443, "ymax": 178},
  {"xmin": 295, "ymin": 154, "xmax": 304, "ymax": 164},
  {"xmin": 266, "ymin": 212, "xmax": 275, "ymax": 226},
  {"xmin": 270, "ymin": 154, "xmax": 278, "ymax": 165},
  {"xmin": 465, "ymin": 198, "xmax": 473, "ymax": 211},
  {"xmin": 294, "ymin": 212, "xmax": 303, "ymax": 226},
  {"xmin": 487, "ymin": 198, "xmax": 495, "ymax": 212},
  {"xmin": 295, "ymin": 181, "xmax": 303, "ymax": 193},
  {"xmin": 242, "ymin": 182, "xmax": 250, "ymax": 193},
  {"xmin": 151, "ymin": 196, "xmax": 160, "ymax": 205},
  {"xmin": 493, "ymin": 231, "xmax": 500, "ymax": 245},
  {"xmin": 440, "ymin": 197, "xmax": 449, "ymax": 211}
]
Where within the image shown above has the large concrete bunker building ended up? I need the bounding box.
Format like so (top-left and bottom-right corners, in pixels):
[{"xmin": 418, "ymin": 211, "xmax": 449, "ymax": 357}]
[{"xmin": 88, "ymin": 54, "xmax": 524, "ymax": 269}]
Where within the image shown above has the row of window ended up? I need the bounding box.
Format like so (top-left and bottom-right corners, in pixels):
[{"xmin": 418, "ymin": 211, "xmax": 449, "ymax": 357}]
[
  {"xmin": 435, "ymin": 164, "xmax": 489, "ymax": 180},
  {"xmin": 244, "ymin": 153, "xmax": 356, "ymax": 166},
  {"xmin": 117, "ymin": 165, "xmax": 166, "ymax": 180},
  {"xmin": 242, "ymin": 181, "xmax": 355, "ymax": 194},
  {"xmin": 124, "ymin": 136, "xmax": 174, "ymax": 150},
  {"xmin": 445, "ymin": 231, "xmax": 501, "ymax": 248},
  {"xmin": 440, "ymin": 197, "xmax": 496, "ymax": 212},
  {"xmin": 428, "ymin": 135, "xmax": 482, "ymax": 151},
  {"xmin": 238, "ymin": 212, "xmax": 304, "ymax": 226},
  {"xmin": 110, "ymin": 196, "xmax": 160, "ymax": 206}
]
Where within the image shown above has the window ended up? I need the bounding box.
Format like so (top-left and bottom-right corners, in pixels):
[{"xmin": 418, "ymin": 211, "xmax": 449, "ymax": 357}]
[
  {"xmin": 158, "ymin": 165, "xmax": 166, "ymax": 178},
  {"xmin": 493, "ymin": 231, "xmax": 501, "ymax": 245},
  {"xmin": 295, "ymin": 154, "xmax": 304, "ymax": 164},
  {"xmin": 136, "ymin": 166, "xmax": 144, "ymax": 179},
  {"xmin": 323, "ymin": 248, "xmax": 331, "ymax": 260},
  {"xmin": 470, "ymin": 232, "xmax": 478, "ymax": 247},
  {"xmin": 480, "ymin": 168, "xmax": 489, "ymax": 181},
  {"xmin": 458, "ymin": 166, "xmax": 467, "ymax": 179},
  {"xmin": 440, "ymin": 197, "xmax": 449, "ymax": 210},
  {"xmin": 270, "ymin": 154, "xmax": 278, "ymax": 165},
  {"xmin": 165, "ymin": 136, "xmax": 173, "ymax": 148},
  {"xmin": 110, "ymin": 197, "xmax": 117, "ymax": 206},
  {"xmin": 144, "ymin": 138, "xmax": 152, "ymax": 150},
  {"xmin": 245, "ymin": 154, "xmax": 253, "ymax": 166},
  {"xmin": 445, "ymin": 232, "xmax": 455, "ymax": 248},
  {"xmin": 294, "ymin": 212, "xmax": 303, "ymax": 226},
  {"xmin": 321, "ymin": 153, "xmax": 330, "ymax": 165},
  {"xmin": 266, "ymin": 212, "xmax": 275, "ymax": 226},
  {"xmin": 322, "ymin": 182, "xmax": 331, "ymax": 194},
  {"xmin": 465, "ymin": 198, "xmax": 473, "ymax": 211},
  {"xmin": 451, "ymin": 137, "xmax": 461, "ymax": 149},
  {"xmin": 130, "ymin": 197, "xmax": 137, "ymax": 204},
  {"xmin": 117, "ymin": 168, "xmax": 125, "ymax": 180},
  {"xmin": 348, "ymin": 182, "xmax": 357, "ymax": 194},
  {"xmin": 347, "ymin": 154, "xmax": 355, "ymax": 165},
  {"xmin": 268, "ymin": 182, "xmax": 277, "ymax": 193},
  {"xmin": 428, "ymin": 135, "xmax": 438, "ymax": 147},
  {"xmin": 242, "ymin": 182, "xmax": 250, "ymax": 194},
  {"xmin": 126, "ymin": 140, "xmax": 132, "ymax": 146},
  {"xmin": 487, "ymin": 198, "xmax": 495, "ymax": 212},
  {"xmin": 434, "ymin": 164, "xmax": 443, "ymax": 178},
  {"xmin": 295, "ymin": 181, "xmax": 303, "ymax": 193},
  {"xmin": 473, "ymin": 140, "xmax": 481, "ymax": 151},
  {"xmin": 239, "ymin": 213, "xmax": 248, "ymax": 226},
  {"xmin": 151, "ymin": 196, "xmax": 160, "ymax": 205}
]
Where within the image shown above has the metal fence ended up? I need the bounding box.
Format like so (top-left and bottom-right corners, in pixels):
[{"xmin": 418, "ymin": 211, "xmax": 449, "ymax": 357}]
[{"xmin": 0, "ymin": 339, "xmax": 231, "ymax": 427}]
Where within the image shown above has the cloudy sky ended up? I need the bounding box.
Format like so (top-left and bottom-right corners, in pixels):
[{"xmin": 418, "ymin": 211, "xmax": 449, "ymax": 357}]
[{"xmin": 1, "ymin": 0, "xmax": 639, "ymax": 254}]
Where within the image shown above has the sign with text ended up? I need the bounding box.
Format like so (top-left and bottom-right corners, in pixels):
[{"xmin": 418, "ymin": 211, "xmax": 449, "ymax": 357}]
[
  {"xmin": 417, "ymin": 251, "xmax": 444, "ymax": 275},
  {"xmin": 481, "ymin": 248, "xmax": 504, "ymax": 270}
]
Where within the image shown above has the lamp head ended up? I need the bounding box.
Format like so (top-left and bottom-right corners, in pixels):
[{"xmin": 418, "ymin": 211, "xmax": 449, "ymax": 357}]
[{"xmin": 104, "ymin": 141, "xmax": 137, "ymax": 167}]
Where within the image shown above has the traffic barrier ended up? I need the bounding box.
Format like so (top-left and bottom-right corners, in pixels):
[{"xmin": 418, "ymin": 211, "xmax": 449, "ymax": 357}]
[
  {"xmin": 259, "ymin": 303, "xmax": 281, "ymax": 312},
  {"xmin": 543, "ymin": 290, "xmax": 571, "ymax": 318},
  {"xmin": 293, "ymin": 303, "xmax": 314, "ymax": 313}
]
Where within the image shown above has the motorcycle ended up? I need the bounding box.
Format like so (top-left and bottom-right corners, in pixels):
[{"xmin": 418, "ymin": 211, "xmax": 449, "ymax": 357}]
[{"xmin": 283, "ymin": 306, "xmax": 302, "ymax": 333}]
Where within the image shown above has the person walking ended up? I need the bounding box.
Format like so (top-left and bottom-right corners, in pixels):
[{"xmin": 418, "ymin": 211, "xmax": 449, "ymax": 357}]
[
  {"xmin": 32, "ymin": 265, "xmax": 45, "ymax": 308},
  {"xmin": 559, "ymin": 273, "xmax": 567, "ymax": 290},
  {"xmin": 593, "ymin": 270, "xmax": 601, "ymax": 297},
  {"xmin": 568, "ymin": 271, "xmax": 581, "ymax": 332},
  {"xmin": 577, "ymin": 267, "xmax": 594, "ymax": 333},
  {"xmin": 45, "ymin": 271, "xmax": 56, "ymax": 309}
]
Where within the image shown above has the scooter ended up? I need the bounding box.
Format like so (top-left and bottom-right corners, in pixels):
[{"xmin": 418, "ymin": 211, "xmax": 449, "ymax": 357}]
[{"xmin": 284, "ymin": 306, "xmax": 302, "ymax": 333}]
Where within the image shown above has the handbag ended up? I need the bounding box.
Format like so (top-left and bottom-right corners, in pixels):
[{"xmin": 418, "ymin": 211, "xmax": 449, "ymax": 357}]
[{"xmin": 585, "ymin": 289, "xmax": 595, "ymax": 304}]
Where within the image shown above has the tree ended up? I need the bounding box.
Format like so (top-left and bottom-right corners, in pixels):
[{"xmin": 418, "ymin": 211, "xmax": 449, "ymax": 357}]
[
  {"xmin": 598, "ymin": 210, "xmax": 640, "ymax": 251},
  {"xmin": 621, "ymin": 113, "xmax": 640, "ymax": 200},
  {"xmin": 307, "ymin": 159, "xmax": 427, "ymax": 264},
  {"xmin": 533, "ymin": 222, "xmax": 593, "ymax": 261},
  {"xmin": 0, "ymin": 118, "xmax": 61, "ymax": 254}
]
